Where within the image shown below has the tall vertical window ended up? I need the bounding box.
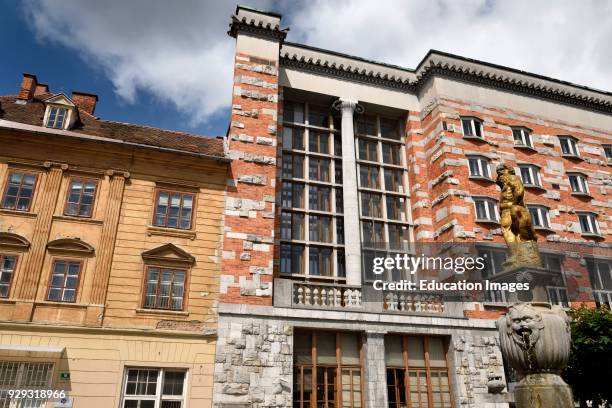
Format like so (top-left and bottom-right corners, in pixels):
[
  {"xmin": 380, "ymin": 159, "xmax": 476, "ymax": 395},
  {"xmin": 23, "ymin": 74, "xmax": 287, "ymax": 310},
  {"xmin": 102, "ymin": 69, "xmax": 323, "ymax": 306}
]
[
  {"xmin": 293, "ymin": 330, "xmax": 362, "ymax": 408},
  {"xmin": 512, "ymin": 127, "xmax": 533, "ymax": 148},
  {"xmin": 473, "ymin": 197, "xmax": 499, "ymax": 222},
  {"xmin": 527, "ymin": 205, "xmax": 551, "ymax": 229},
  {"xmin": 467, "ymin": 156, "xmax": 491, "ymax": 179},
  {"xmin": 385, "ymin": 335, "xmax": 452, "ymax": 408},
  {"xmin": 518, "ymin": 165, "xmax": 541, "ymax": 187},
  {"xmin": 559, "ymin": 136, "xmax": 579, "ymax": 157},
  {"xmin": 0, "ymin": 255, "xmax": 16, "ymax": 298},
  {"xmin": 143, "ymin": 267, "xmax": 186, "ymax": 311},
  {"xmin": 568, "ymin": 173, "xmax": 589, "ymax": 195},
  {"xmin": 45, "ymin": 106, "xmax": 68, "ymax": 129},
  {"xmin": 356, "ymin": 114, "xmax": 411, "ymax": 269},
  {"xmin": 154, "ymin": 190, "xmax": 194, "ymax": 230},
  {"xmin": 1, "ymin": 171, "xmax": 37, "ymax": 211},
  {"xmin": 577, "ymin": 212, "xmax": 600, "ymax": 235},
  {"xmin": 47, "ymin": 259, "xmax": 81, "ymax": 302},
  {"xmin": 64, "ymin": 179, "xmax": 97, "ymax": 217},
  {"xmin": 461, "ymin": 117, "xmax": 483, "ymax": 139},
  {"xmin": 121, "ymin": 368, "xmax": 186, "ymax": 408},
  {"xmin": 280, "ymin": 101, "xmax": 344, "ymax": 277}
]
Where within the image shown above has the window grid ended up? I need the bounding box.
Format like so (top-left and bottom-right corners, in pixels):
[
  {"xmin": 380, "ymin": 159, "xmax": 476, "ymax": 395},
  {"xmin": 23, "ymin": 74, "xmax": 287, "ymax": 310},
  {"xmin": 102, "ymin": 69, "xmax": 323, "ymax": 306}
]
[
  {"xmin": 528, "ymin": 205, "xmax": 551, "ymax": 229},
  {"xmin": 46, "ymin": 106, "xmax": 67, "ymax": 129},
  {"xmin": 460, "ymin": 117, "xmax": 483, "ymax": 139},
  {"xmin": 153, "ymin": 190, "xmax": 194, "ymax": 230},
  {"xmin": 0, "ymin": 362, "xmax": 54, "ymax": 407},
  {"xmin": 559, "ymin": 136, "xmax": 579, "ymax": 156},
  {"xmin": 64, "ymin": 178, "xmax": 98, "ymax": 218},
  {"xmin": 355, "ymin": 114, "xmax": 411, "ymax": 258},
  {"xmin": 578, "ymin": 212, "xmax": 600, "ymax": 235},
  {"xmin": 122, "ymin": 368, "xmax": 186, "ymax": 408},
  {"xmin": 1, "ymin": 171, "xmax": 37, "ymax": 212},
  {"xmin": 143, "ymin": 267, "xmax": 186, "ymax": 311},
  {"xmin": 473, "ymin": 197, "xmax": 499, "ymax": 222},
  {"xmin": 47, "ymin": 259, "xmax": 82, "ymax": 303},
  {"xmin": 467, "ymin": 156, "xmax": 491, "ymax": 179},
  {"xmin": 512, "ymin": 127, "xmax": 533, "ymax": 148},
  {"xmin": 519, "ymin": 165, "xmax": 541, "ymax": 187},
  {"xmin": 0, "ymin": 255, "xmax": 17, "ymax": 298},
  {"xmin": 568, "ymin": 173, "xmax": 589, "ymax": 195},
  {"xmin": 280, "ymin": 101, "xmax": 344, "ymax": 278}
]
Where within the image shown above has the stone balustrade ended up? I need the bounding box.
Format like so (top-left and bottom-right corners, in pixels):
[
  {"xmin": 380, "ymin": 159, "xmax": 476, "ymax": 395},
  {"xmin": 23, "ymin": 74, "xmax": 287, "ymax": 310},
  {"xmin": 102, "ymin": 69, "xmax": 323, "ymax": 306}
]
[
  {"xmin": 383, "ymin": 291, "xmax": 445, "ymax": 314},
  {"xmin": 292, "ymin": 282, "xmax": 363, "ymax": 309}
]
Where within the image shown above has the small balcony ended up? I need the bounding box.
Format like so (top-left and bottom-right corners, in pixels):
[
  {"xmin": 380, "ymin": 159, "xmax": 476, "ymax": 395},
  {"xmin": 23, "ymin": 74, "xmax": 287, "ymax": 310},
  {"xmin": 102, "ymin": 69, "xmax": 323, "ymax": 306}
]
[{"xmin": 274, "ymin": 279, "xmax": 363, "ymax": 310}]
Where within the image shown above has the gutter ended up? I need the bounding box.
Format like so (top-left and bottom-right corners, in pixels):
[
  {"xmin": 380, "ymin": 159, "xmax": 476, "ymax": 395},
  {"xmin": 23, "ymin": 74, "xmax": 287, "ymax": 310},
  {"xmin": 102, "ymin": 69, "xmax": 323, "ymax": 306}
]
[{"xmin": 0, "ymin": 119, "xmax": 231, "ymax": 164}]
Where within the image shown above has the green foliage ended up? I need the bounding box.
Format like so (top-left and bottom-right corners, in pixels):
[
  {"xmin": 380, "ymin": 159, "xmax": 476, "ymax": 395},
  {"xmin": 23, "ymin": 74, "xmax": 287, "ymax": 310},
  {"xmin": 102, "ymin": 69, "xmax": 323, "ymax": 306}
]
[{"xmin": 563, "ymin": 306, "xmax": 612, "ymax": 408}]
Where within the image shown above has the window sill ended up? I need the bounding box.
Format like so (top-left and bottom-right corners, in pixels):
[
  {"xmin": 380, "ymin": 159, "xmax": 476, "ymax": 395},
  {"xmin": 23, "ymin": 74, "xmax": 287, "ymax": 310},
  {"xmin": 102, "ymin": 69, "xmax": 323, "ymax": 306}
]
[
  {"xmin": 0, "ymin": 208, "xmax": 37, "ymax": 218},
  {"xmin": 514, "ymin": 144, "xmax": 537, "ymax": 152},
  {"xmin": 524, "ymin": 184, "xmax": 546, "ymax": 192},
  {"xmin": 469, "ymin": 176, "xmax": 495, "ymax": 183},
  {"xmin": 562, "ymin": 154, "xmax": 583, "ymax": 161},
  {"xmin": 475, "ymin": 219, "xmax": 500, "ymax": 225},
  {"xmin": 463, "ymin": 135, "xmax": 486, "ymax": 142},
  {"xmin": 53, "ymin": 215, "xmax": 104, "ymax": 225},
  {"xmin": 34, "ymin": 300, "xmax": 87, "ymax": 309},
  {"xmin": 135, "ymin": 308, "xmax": 189, "ymax": 316},
  {"xmin": 147, "ymin": 226, "xmax": 196, "ymax": 240},
  {"xmin": 571, "ymin": 192, "xmax": 592, "ymax": 199},
  {"xmin": 279, "ymin": 273, "xmax": 347, "ymax": 283},
  {"xmin": 581, "ymin": 233, "xmax": 604, "ymax": 239},
  {"xmin": 534, "ymin": 226, "xmax": 555, "ymax": 234}
]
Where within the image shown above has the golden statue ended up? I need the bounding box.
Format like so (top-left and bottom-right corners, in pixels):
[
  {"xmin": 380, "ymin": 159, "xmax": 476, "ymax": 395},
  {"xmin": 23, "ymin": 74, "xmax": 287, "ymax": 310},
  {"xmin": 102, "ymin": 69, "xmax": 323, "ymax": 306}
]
[{"xmin": 496, "ymin": 164, "xmax": 541, "ymax": 269}]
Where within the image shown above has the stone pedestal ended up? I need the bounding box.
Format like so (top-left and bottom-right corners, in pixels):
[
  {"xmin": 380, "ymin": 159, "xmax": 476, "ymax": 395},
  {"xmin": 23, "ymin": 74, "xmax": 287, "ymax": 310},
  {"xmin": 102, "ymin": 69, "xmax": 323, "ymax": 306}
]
[{"xmin": 514, "ymin": 373, "xmax": 573, "ymax": 408}]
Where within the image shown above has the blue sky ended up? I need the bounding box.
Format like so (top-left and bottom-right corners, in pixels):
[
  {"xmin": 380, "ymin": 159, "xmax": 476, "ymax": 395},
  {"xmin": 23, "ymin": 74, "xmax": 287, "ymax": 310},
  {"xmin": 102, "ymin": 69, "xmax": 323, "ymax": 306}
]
[{"xmin": 1, "ymin": 1, "xmax": 610, "ymax": 138}]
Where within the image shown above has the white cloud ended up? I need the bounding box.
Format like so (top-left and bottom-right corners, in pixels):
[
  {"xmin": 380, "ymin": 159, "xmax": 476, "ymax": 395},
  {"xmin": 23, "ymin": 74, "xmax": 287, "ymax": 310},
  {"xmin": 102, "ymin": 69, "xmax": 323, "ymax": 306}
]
[{"xmin": 23, "ymin": 0, "xmax": 612, "ymax": 128}]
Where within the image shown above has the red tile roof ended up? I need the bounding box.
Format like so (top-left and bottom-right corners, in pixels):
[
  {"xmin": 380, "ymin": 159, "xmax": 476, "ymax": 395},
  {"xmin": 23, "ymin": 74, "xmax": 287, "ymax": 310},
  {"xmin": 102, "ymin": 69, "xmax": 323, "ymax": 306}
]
[{"xmin": 0, "ymin": 94, "xmax": 226, "ymax": 159}]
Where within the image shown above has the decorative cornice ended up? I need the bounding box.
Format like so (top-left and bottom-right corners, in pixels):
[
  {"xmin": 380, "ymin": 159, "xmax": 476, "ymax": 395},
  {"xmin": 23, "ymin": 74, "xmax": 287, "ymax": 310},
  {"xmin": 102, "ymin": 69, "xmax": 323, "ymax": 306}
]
[
  {"xmin": 47, "ymin": 237, "xmax": 95, "ymax": 255},
  {"xmin": 0, "ymin": 231, "xmax": 31, "ymax": 251},
  {"xmin": 228, "ymin": 7, "xmax": 288, "ymax": 42},
  {"xmin": 280, "ymin": 44, "xmax": 612, "ymax": 114}
]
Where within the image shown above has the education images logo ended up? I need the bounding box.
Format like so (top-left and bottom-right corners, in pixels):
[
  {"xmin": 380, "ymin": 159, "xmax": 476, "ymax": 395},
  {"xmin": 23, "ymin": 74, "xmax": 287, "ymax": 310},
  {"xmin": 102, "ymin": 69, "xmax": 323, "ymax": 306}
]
[{"xmin": 369, "ymin": 253, "xmax": 530, "ymax": 293}]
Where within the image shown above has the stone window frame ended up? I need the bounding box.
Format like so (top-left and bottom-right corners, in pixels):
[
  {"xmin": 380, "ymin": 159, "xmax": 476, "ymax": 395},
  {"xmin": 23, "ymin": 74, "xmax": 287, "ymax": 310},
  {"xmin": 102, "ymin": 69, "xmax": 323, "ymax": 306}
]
[
  {"xmin": 293, "ymin": 330, "xmax": 364, "ymax": 408},
  {"xmin": 63, "ymin": 177, "xmax": 99, "ymax": 218},
  {"xmin": 280, "ymin": 100, "xmax": 345, "ymax": 279},
  {"xmin": 577, "ymin": 211, "xmax": 601, "ymax": 237},
  {"xmin": 152, "ymin": 188, "xmax": 196, "ymax": 231},
  {"xmin": 1, "ymin": 170, "xmax": 39, "ymax": 212},
  {"xmin": 355, "ymin": 113, "xmax": 411, "ymax": 257},
  {"xmin": 567, "ymin": 172, "xmax": 590, "ymax": 196},
  {"xmin": 467, "ymin": 155, "xmax": 492, "ymax": 180},
  {"xmin": 472, "ymin": 196, "xmax": 499, "ymax": 223},
  {"xmin": 517, "ymin": 164, "xmax": 543, "ymax": 188},
  {"xmin": 526, "ymin": 204, "xmax": 551, "ymax": 230},
  {"xmin": 511, "ymin": 126, "xmax": 534, "ymax": 149},
  {"xmin": 120, "ymin": 367, "xmax": 187, "ymax": 407},
  {"xmin": 558, "ymin": 135, "xmax": 580, "ymax": 158},
  {"xmin": 384, "ymin": 334, "xmax": 454, "ymax": 408},
  {"xmin": 460, "ymin": 116, "xmax": 484, "ymax": 139}
]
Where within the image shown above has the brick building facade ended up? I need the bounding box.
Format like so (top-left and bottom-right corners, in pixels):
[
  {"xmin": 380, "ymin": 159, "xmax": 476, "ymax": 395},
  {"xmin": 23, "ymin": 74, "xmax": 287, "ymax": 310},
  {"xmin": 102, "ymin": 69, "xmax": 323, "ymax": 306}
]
[{"xmin": 213, "ymin": 6, "xmax": 612, "ymax": 408}]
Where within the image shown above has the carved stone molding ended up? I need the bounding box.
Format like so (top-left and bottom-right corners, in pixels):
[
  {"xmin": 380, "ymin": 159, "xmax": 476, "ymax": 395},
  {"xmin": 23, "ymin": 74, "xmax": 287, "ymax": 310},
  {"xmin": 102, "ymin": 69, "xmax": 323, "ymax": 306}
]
[
  {"xmin": 0, "ymin": 232, "xmax": 31, "ymax": 251},
  {"xmin": 47, "ymin": 237, "xmax": 95, "ymax": 255},
  {"xmin": 142, "ymin": 243, "xmax": 195, "ymax": 268}
]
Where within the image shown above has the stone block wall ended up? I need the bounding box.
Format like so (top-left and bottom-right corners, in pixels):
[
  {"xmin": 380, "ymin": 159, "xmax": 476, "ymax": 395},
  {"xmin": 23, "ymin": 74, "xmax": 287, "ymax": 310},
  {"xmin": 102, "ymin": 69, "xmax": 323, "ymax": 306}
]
[{"xmin": 213, "ymin": 317, "xmax": 293, "ymax": 407}]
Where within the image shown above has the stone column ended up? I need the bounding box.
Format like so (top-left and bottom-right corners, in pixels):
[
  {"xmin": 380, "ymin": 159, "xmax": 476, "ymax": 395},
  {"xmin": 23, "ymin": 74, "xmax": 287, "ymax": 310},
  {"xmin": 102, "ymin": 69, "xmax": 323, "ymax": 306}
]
[
  {"xmin": 333, "ymin": 98, "xmax": 363, "ymax": 286},
  {"xmin": 16, "ymin": 162, "xmax": 66, "ymax": 301},
  {"xmin": 363, "ymin": 330, "xmax": 388, "ymax": 408},
  {"xmin": 89, "ymin": 171, "xmax": 129, "ymax": 320}
]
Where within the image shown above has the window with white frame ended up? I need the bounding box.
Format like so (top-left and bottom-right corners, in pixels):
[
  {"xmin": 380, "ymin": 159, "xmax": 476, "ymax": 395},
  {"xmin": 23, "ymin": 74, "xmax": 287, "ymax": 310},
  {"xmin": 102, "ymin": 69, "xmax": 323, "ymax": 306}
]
[
  {"xmin": 512, "ymin": 127, "xmax": 533, "ymax": 148},
  {"xmin": 586, "ymin": 259, "xmax": 612, "ymax": 309},
  {"xmin": 519, "ymin": 165, "xmax": 541, "ymax": 187},
  {"xmin": 568, "ymin": 173, "xmax": 589, "ymax": 195},
  {"xmin": 603, "ymin": 145, "xmax": 612, "ymax": 162},
  {"xmin": 45, "ymin": 106, "xmax": 68, "ymax": 129},
  {"xmin": 461, "ymin": 117, "xmax": 483, "ymax": 139},
  {"xmin": 468, "ymin": 156, "xmax": 491, "ymax": 179},
  {"xmin": 578, "ymin": 212, "xmax": 600, "ymax": 235},
  {"xmin": 559, "ymin": 136, "xmax": 579, "ymax": 156},
  {"xmin": 547, "ymin": 287, "xmax": 569, "ymax": 308},
  {"xmin": 121, "ymin": 368, "xmax": 186, "ymax": 408},
  {"xmin": 528, "ymin": 205, "xmax": 551, "ymax": 229},
  {"xmin": 0, "ymin": 361, "xmax": 54, "ymax": 407},
  {"xmin": 473, "ymin": 197, "xmax": 499, "ymax": 222}
]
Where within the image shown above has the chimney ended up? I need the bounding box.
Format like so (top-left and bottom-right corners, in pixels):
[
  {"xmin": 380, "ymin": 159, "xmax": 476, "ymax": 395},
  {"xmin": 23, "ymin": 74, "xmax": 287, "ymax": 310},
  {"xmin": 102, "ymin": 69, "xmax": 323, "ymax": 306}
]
[
  {"xmin": 71, "ymin": 91, "xmax": 98, "ymax": 115},
  {"xmin": 34, "ymin": 83, "xmax": 49, "ymax": 95},
  {"xmin": 18, "ymin": 73, "xmax": 38, "ymax": 100}
]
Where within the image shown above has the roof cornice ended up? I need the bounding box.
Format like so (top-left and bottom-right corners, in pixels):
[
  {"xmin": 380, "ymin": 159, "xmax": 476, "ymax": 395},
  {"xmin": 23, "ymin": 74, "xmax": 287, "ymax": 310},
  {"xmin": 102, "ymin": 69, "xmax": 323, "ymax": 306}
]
[
  {"xmin": 228, "ymin": 6, "xmax": 288, "ymax": 42},
  {"xmin": 280, "ymin": 44, "xmax": 612, "ymax": 114}
]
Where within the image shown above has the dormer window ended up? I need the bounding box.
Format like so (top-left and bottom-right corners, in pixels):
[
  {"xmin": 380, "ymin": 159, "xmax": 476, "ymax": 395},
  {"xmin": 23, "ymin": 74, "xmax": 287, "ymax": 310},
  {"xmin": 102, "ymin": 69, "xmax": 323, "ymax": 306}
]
[{"xmin": 46, "ymin": 106, "xmax": 68, "ymax": 129}]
